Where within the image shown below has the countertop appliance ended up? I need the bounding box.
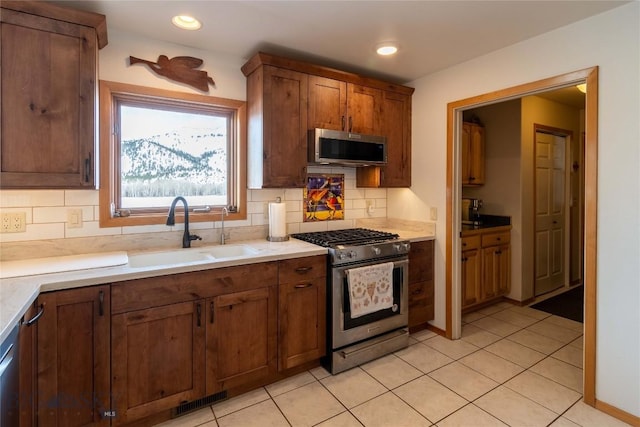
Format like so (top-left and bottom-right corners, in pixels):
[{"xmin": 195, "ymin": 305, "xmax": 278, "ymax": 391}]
[
  {"xmin": 308, "ymin": 128, "xmax": 387, "ymax": 167},
  {"xmin": 1, "ymin": 322, "xmax": 19, "ymax": 427},
  {"xmin": 291, "ymin": 228, "xmax": 410, "ymax": 373},
  {"xmin": 462, "ymin": 198, "xmax": 483, "ymax": 225}
]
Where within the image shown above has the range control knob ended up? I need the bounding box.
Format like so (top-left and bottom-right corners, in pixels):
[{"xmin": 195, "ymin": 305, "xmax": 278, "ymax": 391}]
[
  {"xmin": 337, "ymin": 252, "xmax": 347, "ymax": 260},
  {"xmin": 349, "ymin": 250, "xmax": 357, "ymax": 259},
  {"xmin": 393, "ymin": 243, "xmax": 401, "ymax": 252},
  {"xmin": 371, "ymin": 246, "xmax": 381, "ymax": 256},
  {"xmin": 402, "ymin": 242, "xmax": 410, "ymax": 252}
]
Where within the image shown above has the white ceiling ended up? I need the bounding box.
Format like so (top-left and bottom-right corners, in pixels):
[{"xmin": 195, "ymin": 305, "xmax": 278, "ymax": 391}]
[{"xmin": 52, "ymin": 0, "xmax": 627, "ymax": 84}]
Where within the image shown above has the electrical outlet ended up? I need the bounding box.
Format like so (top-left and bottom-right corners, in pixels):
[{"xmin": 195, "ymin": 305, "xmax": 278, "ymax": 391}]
[
  {"xmin": 67, "ymin": 209, "xmax": 83, "ymax": 229},
  {"xmin": 366, "ymin": 200, "xmax": 374, "ymax": 215},
  {"xmin": 430, "ymin": 207, "xmax": 438, "ymax": 221},
  {"xmin": 1, "ymin": 212, "xmax": 26, "ymax": 233}
]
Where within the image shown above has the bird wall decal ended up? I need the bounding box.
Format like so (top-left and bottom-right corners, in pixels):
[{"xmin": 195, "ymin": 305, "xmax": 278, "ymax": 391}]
[{"xmin": 129, "ymin": 55, "xmax": 215, "ymax": 92}]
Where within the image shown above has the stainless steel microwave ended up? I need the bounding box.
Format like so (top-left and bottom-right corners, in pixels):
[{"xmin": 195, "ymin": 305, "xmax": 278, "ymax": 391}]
[{"xmin": 308, "ymin": 128, "xmax": 387, "ymax": 167}]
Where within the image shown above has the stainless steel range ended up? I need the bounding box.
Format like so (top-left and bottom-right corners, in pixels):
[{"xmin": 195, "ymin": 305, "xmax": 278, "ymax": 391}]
[{"xmin": 291, "ymin": 228, "xmax": 410, "ymax": 374}]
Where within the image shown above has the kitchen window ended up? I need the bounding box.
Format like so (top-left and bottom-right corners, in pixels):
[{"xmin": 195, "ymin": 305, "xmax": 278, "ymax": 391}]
[{"xmin": 99, "ymin": 81, "xmax": 246, "ymax": 227}]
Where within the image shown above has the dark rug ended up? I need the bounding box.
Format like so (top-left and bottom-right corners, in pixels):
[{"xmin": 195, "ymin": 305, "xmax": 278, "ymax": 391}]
[{"xmin": 530, "ymin": 285, "xmax": 584, "ymax": 323}]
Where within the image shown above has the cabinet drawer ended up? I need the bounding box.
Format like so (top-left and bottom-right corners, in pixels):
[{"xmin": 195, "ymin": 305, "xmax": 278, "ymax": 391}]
[
  {"xmin": 481, "ymin": 232, "xmax": 510, "ymax": 247},
  {"xmin": 461, "ymin": 235, "xmax": 481, "ymax": 250},
  {"xmin": 279, "ymin": 255, "xmax": 326, "ymax": 283},
  {"xmin": 112, "ymin": 262, "xmax": 278, "ymax": 313},
  {"xmin": 408, "ymin": 280, "xmax": 434, "ymax": 326},
  {"xmin": 408, "ymin": 281, "xmax": 431, "ymax": 301}
]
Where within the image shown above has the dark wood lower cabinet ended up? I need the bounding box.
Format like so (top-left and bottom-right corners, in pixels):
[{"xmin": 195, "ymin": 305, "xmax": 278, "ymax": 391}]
[
  {"xmin": 206, "ymin": 287, "xmax": 277, "ymax": 394},
  {"xmin": 29, "ymin": 257, "xmax": 327, "ymax": 426},
  {"xmin": 36, "ymin": 285, "xmax": 111, "ymax": 427},
  {"xmin": 408, "ymin": 240, "xmax": 435, "ymax": 331},
  {"xmin": 109, "ymin": 262, "xmax": 281, "ymax": 425},
  {"xmin": 111, "ymin": 301, "xmax": 206, "ymax": 425}
]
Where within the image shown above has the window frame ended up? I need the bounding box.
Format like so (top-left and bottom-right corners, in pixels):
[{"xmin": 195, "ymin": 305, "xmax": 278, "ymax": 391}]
[{"xmin": 99, "ymin": 80, "xmax": 247, "ymax": 227}]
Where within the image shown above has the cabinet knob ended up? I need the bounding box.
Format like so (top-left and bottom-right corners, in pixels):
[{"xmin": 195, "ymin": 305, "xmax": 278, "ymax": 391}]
[{"xmin": 294, "ymin": 283, "xmax": 313, "ymax": 289}]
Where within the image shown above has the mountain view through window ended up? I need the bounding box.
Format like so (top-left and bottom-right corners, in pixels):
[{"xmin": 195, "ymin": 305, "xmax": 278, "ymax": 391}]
[{"xmin": 119, "ymin": 105, "xmax": 229, "ymax": 209}]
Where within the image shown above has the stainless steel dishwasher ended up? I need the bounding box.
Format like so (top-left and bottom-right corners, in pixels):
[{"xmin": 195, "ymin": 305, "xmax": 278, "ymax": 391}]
[{"xmin": 1, "ymin": 323, "xmax": 19, "ymax": 426}]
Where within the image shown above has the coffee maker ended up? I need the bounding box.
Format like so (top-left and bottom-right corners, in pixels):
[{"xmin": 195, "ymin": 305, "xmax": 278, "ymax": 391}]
[{"xmin": 462, "ymin": 198, "xmax": 483, "ymax": 224}]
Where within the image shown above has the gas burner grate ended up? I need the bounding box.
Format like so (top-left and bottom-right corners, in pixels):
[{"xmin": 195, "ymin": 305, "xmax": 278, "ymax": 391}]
[{"xmin": 291, "ymin": 228, "xmax": 399, "ymax": 247}]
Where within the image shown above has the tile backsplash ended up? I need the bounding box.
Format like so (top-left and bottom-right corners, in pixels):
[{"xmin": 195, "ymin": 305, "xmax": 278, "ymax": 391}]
[{"xmin": 0, "ymin": 167, "xmax": 387, "ymax": 261}]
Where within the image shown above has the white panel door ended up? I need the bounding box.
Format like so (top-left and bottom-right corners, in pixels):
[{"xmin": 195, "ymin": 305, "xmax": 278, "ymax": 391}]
[{"xmin": 535, "ymin": 131, "xmax": 567, "ymax": 296}]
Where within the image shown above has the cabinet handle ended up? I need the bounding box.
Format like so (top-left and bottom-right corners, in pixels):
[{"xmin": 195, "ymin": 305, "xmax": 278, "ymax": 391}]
[
  {"xmin": 25, "ymin": 304, "xmax": 44, "ymax": 326},
  {"xmin": 341, "ymin": 116, "xmax": 346, "ymax": 131},
  {"xmin": 462, "ymin": 242, "xmax": 467, "ymax": 247},
  {"xmin": 496, "ymin": 237, "xmax": 501, "ymax": 241},
  {"xmin": 295, "ymin": 266, "xmax": 312, "ymax": 274},
  {"xmin": 496, "ymin": 250, "xmax": 502, "ymax": 255},
  {"xmin": 210, "ymin": 302, "xmax": 214, "ymax": 324},
  {"xmin": 469, "ymin": 176, "xmax": 475, "ymax": 181},
  {"xmin": 196, "ymin": 303, "xmax": 202, "ymax": 327},
  {"xmin": 84, "ymin": 155, "xmax": 91, "ymax": 183},
  {"xmin": 99, "ymin": 290, "xmax": 104, "ymax": 316},
  {"xmin": 348, "ymin": 116, "xmax": 353, "ymax": 132},
  {"xmin": 294, "ymin": 283, "xmax": 313, "ymax": 289}
]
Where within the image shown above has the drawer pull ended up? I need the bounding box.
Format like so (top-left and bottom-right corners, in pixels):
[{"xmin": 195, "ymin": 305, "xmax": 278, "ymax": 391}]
[
  {"xmin": 210, "ymin": 302, "xmax": 214, "ymax": 324},
  {"xmin": 294, "ymin": 266, "xmax": 313, "ymax": 274},
  {"xmin": 99, "ymin": 290, "xmax": 104, "ymax": 316},
  {"xmin": 25, "ymin": 304, "xmax": 45, "ymax": 326},
  {"xmin": 196, "ymin": 303, "xmax": 202, "ymax": 327},
  {"xmin": 294, "ymin": 283, "xmax": 313, "ymax": 289}
]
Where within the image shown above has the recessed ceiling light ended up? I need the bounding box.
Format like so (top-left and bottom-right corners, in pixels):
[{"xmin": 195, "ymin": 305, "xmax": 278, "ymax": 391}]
[
  {"xmin": 172, "ymin": 15, "xmax": 202, "ymax": 30},
  {"xmin": 376, "ymin": 43, "xmax": 399, "ymax": 56}
]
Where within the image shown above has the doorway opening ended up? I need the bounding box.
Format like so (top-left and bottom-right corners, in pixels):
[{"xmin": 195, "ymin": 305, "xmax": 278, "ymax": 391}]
[{"xmin": 445, "ymin": 67, "xmax": 598, "ymax": 405}]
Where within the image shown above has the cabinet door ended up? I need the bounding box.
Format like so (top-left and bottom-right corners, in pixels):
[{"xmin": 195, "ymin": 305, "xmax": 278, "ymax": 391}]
[
  {"xmin": 37, "ymin": 286, "xmax": 110, "ymax": 427},
  {"xmin": 279, "ymin": 276, "xmax": 326, "ymax": 371},
  {"xmin": 380, "ymin": 91, "xmax": 411, "ymax": 187},
  {"xmin": 0, "ymin": 9, "xmax": 96, "ymax": 188},
  {"xmin": 462, "ymin": 123, "xmax": 485, "ymax": 186},
  {"xmin": 497, "ymin": 245, "xmax": 511, "ymax": 295},
  {"xmin": 19, "ymin": 302, "xmax": 42, "ymax": 427},
  {"xmin": 469, "ymin": 124, "xmax": 485, "ymax": 185},
  {"xmin": 461, "ymin": 249, "xmax": 481, "ymax": 308},
  {"xmin": 408, "ymin": 240, "xmax": 435, "ymax": 329},
  {"xmin": 260, "ymin": 66, "xmax": 308, "ymax": 187},
  {"xmin": 111, "ymin": 301, "xmax": 205, "ymax": 425},
  {"xmin": 357, "ymin": 90, "xmax": 411, "ymax": 187},
  {"xmin": 347, "ymin": 83, "xmax": 382, "ymax": 134},
  {"xmin": 206, "ymin": 287, "xmax": 277, "ymax": 394},
  {"xmin": 308, "ymin": 75, "xmax": 347, "ymax": 131},
  {"xmin": 482, "ymin": 244, "xmax": 510, "ymax": 300}
]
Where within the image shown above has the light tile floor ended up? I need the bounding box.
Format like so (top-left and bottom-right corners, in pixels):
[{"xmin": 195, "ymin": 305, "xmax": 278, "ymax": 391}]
[{"xmin": 154, "ymin": 302, "xmax": 631, "ymax": 427}]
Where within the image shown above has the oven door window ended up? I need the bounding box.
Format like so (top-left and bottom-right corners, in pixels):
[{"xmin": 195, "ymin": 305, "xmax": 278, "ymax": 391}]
[{"xmin": 342, "ymin": 266, "xmax": 403, "ymax": 330}]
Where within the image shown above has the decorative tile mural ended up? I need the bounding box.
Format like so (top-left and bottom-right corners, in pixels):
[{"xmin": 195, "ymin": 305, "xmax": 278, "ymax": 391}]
[{"xmin": 303, "ymin": 174, "xmax": 344, "ymax": 221}]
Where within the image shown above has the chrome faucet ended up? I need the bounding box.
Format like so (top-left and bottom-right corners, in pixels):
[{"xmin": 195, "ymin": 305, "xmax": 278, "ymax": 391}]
[
  {"xmin": 166, "ymin": 196, "xmax": 202, "ymax": 248},
  {"xmin": 220, "ymin": 207, "xmax": 229, "ymax": 245}
]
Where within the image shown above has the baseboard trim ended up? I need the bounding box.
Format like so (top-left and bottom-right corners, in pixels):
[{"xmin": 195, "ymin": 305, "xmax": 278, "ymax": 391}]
[{"xmin": 595, "ymin": 399, "xmax": 640, "ymax": 426}]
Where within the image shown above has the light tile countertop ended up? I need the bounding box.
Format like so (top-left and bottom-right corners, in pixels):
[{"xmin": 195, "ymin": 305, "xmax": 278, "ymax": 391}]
[{"xmin": 0, "ymin": 226, "xmax": 435, "ymax": 343}]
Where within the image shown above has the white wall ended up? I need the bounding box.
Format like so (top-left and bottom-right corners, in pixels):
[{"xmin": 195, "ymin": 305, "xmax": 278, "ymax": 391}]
[{"xmin": 390, "ymin": 2, "xmax": 639, "ymax": 416}]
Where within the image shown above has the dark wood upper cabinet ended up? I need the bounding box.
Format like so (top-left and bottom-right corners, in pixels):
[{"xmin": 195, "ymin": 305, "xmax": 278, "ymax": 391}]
[
  {"xmin": 242, "ymin": 52, "xmax": 413, "ymax": 189},
  {"xmin": 0, "ymin": 2, "xmax": 107, "ymax": 189}
]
